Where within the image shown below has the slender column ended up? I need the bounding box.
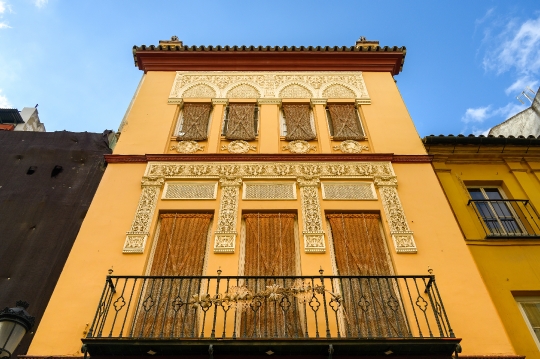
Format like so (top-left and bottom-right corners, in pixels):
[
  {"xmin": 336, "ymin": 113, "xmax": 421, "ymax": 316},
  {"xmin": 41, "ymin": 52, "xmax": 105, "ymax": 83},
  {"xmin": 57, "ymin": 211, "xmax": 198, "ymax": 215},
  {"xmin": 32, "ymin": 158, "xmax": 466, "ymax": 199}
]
[
  {"xmin": 375, "ymin": 176, "xmax": 417, "ymax": 253},
  {"xmin": 257, "ymin": 98, "xmax": 281, "ymax": 153},
  {"xmin": 123, "ymin": 177, "xmax": 165, "ymax": 253},
  {"xmin": 310, "ymin": 98, "xmax": 331, "ymax": 153},
  {"xmin": 208, "ymin": 98, "xmax": 228, "ymax": 152},
  {"xmin": 298, "ymin": 176, "xmax": 326, "ymax": 253},
  {"xmin": 213, "ymin": 176, "xmax": 242, "ymax": 253}
]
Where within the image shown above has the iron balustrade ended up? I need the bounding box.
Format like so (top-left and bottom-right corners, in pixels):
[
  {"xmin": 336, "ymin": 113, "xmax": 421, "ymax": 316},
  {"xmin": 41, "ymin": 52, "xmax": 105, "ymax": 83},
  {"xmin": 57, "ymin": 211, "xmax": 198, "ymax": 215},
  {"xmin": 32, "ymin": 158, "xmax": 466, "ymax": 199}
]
[
  {"xmin": 86, "ymin": 273, "xmax": 454, "ymax": 342},
  {"xmin": 468, "ymin": 199, "xmax": 540, "ymax": 238}
]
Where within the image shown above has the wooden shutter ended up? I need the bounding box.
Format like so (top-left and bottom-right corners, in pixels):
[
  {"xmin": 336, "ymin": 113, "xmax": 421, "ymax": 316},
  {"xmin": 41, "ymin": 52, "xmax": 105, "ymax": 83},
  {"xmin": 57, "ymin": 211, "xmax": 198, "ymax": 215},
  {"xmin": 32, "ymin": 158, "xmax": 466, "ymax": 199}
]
[
  {"xmin": 327, "ymin": 104, "xmax": 364, "ymax": 141},
  {"xmin": 134, "ymin": 213, "xmax": 213, "ymax": 338},
  {"xmin": 283, "ymin": 104, "xmax": 316, "ymax": 141},
  {"xmin": 177, "ymin": 103, "xmax": 212, "ymax": 141},
  {"xmin": 225, "ymin": 104, "xmax": 256, "ymax": 141},
  {"xmin": 241, "ymin": 213, "xmax": 302, "ymax": 337},
  {"xmin": 327, "ymin": 214, "xmax": 407, "ymax": 337}
]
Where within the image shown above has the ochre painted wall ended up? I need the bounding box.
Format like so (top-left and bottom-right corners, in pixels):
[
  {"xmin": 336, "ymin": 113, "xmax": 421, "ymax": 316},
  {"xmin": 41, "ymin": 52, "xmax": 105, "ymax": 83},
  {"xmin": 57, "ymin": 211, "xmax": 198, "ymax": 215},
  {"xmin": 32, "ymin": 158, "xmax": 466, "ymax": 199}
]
[
  {"xmin": 431, "ymin": 156, "xmax": 540, "ymax": 358},
  {"xmin": 28, "ymin": 69, "xmax": 515, "ymax": 357}
]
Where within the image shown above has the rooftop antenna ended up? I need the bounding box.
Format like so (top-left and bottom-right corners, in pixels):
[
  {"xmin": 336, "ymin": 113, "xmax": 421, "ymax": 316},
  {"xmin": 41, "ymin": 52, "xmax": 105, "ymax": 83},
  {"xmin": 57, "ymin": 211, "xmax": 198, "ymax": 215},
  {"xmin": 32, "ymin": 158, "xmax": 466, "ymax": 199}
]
[{"xmin": 516, "ymin": 87, "xmax": 535, "ymax": 105}]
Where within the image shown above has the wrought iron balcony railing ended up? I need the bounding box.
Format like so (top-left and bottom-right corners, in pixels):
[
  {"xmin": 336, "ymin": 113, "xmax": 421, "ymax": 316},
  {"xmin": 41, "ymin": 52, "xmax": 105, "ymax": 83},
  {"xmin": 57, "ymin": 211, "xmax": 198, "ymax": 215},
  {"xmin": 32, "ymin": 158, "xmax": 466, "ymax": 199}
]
[
  {"xmin": 468, "ymin": 199, "xmax": 540, "ymax": 238},
  {"xmin": 83, "ymin": 273, "xmax": 459, "ymax": 357}
]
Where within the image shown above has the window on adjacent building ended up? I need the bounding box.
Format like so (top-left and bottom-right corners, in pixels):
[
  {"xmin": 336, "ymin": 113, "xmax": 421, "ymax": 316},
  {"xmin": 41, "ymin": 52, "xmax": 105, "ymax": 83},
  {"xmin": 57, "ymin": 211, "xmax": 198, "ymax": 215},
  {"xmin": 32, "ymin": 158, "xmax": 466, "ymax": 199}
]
[
  {"xmin": 326, "ymin": 104, "xmax": 365, "ymax": 140},
  {"xmin": 280, "ymin": 104, "xmax": 316, "ymax": 140},
  {"xmin": 175, "ymin": 103, "xmax": 213, "ymax": 140},
  {"xmin": 467, "ymin": 187, "xmax": 526, "ymax": 236},
  {"xmin": 515, "ymin": 296, "xmax": 540, "ymax": 349},
  {"xmin": 222, "ymin": 103, "xmax": 259, "ymax": 140}
]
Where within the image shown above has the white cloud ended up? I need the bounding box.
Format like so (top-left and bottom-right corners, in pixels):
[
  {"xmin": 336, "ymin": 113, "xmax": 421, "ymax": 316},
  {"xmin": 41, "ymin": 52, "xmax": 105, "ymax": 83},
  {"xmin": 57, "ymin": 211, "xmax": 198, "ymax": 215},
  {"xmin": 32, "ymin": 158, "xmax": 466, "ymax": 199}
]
[
  {"xmin": 0, "ymin": 89, "xmax": 11, "ymax": 108},
  {"xmin": 462, "ymin": 106, "xmax": 491, "ymax": 123},
  {"xmin": 34, "ymin": 0, "xmax": 47, "ymax": 8},
  {"xmin": 0, "ymin": 22, "xmax": 10, "ymax": 28},
  {"xmin": 0, "ymin": 1, "xmax": 5, "ymax": 14},
  {"xmin": 483, "ymin": 14, "xmax": 540, "ymax": 86}
]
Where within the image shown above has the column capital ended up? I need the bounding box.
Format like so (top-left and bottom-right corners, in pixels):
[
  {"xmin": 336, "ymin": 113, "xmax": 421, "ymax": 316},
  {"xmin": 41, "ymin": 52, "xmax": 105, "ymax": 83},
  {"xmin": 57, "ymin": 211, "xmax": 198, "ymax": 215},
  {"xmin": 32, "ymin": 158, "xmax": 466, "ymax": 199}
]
[
  {"xmin": 141, "ymin": 176, "xmax": 165, "ymax": 187},
  {"xmin": 211, "ymin": 98, "xmax": 229, "ymax": 105},
  {"xmin": 355, "ymin": 98, "xmax": 371, "ymax": 106},
  {"xmin": 310, "ymin": 98, "xmax": 328, "ymax": 106},
  {"xmin": 257, "ymin": 98, "xmax": 282, "ymax": 105}
]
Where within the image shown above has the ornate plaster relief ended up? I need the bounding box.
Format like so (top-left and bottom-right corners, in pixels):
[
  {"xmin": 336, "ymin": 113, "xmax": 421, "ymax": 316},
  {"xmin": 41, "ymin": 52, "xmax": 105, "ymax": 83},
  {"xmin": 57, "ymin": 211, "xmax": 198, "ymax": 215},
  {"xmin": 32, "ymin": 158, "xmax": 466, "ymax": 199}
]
[
  {"xmin": 133, "ymin": 161, "xmax": 417, "ymax": 254},
  {"xmin": 169, "ymin": 71, "xmax": 370, "ymax": 103}
]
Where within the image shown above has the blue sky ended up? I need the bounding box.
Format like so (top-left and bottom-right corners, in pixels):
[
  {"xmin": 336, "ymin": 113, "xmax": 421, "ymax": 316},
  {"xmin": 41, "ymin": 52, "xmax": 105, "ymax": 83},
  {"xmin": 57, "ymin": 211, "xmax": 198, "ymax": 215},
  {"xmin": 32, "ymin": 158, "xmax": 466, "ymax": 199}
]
[{"xmin": 0, "ymin": 1, "xmax": 539, "ymax": 137}]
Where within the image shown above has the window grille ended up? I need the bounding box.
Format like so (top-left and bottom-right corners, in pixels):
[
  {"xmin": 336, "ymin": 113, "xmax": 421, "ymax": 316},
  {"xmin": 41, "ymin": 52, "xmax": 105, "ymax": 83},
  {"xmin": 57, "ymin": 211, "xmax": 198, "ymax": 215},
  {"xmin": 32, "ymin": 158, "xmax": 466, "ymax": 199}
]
[
  {"xmin": 326, "ymin": 105, "xmax": 365, "ymax": 139},
  {"xmin": 222, "ymin": 105, "xmax": 259, "ymax": 137}
]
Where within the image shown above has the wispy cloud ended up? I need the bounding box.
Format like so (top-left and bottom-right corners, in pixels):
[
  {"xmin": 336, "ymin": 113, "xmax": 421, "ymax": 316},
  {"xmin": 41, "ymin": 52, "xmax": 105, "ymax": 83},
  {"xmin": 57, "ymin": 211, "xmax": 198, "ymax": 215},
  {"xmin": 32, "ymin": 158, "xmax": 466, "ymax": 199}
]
[
  {"xmin": 461, "ymin": 12, "xmax": 540, "ymax": 134},
  {"xmin": 0, "ymin": 89, "xmax": 11, "ymax": 108},
  {"xmin": 0, "ymin": 0, "xmax": 12, "ymax": 29},
  {"xmin": 34, "ymin": 0, "xmax": 47, "ymax": 8}
]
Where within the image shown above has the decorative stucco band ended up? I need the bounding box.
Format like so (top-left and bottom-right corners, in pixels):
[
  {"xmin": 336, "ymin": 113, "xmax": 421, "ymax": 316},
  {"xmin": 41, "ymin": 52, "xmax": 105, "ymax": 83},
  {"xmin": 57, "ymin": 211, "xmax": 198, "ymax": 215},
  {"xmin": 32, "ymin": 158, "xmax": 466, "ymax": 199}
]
[
  {"xmin": 169, "ymin": 71, "xmax": 370, "ymax": 103},
  {"xmin": 122, "ymin": 161, "xmax": 417, "ymax": 254}
]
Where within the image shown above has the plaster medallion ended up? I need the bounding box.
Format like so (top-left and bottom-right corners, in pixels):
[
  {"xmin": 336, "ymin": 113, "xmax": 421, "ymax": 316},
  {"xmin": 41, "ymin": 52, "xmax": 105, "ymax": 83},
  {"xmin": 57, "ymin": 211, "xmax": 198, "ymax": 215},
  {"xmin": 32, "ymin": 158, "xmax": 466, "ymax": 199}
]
[
  {"xmin": 282, "ymin": 140, "xmax": 317, "ymax": 154},
  {"xmin": 171, "ymin": 141, "xmax": 204, "ymax": 154},
  {"xmin": 221, "ymin": 140, "xmax": 257, "ymax": 154},
  {"xmin": 333, "ymin": 140, "xmax": 369, "ymax": 154}
]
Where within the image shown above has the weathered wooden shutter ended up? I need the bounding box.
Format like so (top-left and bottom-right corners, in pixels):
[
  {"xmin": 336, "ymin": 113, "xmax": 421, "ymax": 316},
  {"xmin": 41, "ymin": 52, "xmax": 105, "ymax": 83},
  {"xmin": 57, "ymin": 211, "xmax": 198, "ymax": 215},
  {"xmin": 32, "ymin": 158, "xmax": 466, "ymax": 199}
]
[
  {"xmin": 177, "ymin": 103, "xmax": 213, "ymax": 141},
  {"xmin": 327, "ymin": 214, "xmax": 408, "ymax": 337},
  {"xmin": 225, "ymin": 104, "xmax": 256, "ymax": 141},
  {"xmin": 283, "ymin": 104, "xmax": 316, "ymax": 141},
  {"xmin": 327, "ymin": 104, "xmax": 364, "ymax": 141},
  {"xmin": 134, "ymin": 213, "xmax": 213, "ymax": 338},
  {"xmin": 241, "ymin": 213, "xmax": 302, "ymax": 338}
]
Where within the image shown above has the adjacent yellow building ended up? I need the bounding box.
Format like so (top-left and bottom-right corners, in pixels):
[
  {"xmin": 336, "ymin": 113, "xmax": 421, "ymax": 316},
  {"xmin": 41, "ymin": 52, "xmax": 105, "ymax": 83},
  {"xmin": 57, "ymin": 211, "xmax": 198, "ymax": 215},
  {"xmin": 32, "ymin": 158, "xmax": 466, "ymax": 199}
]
[
  {"xmin": 424, "ymin": 134, "xmax": 540, "ymax": 359},
  {"xmin": 23, "ymin": 37, "xmax": 520, "ymax": 359}
]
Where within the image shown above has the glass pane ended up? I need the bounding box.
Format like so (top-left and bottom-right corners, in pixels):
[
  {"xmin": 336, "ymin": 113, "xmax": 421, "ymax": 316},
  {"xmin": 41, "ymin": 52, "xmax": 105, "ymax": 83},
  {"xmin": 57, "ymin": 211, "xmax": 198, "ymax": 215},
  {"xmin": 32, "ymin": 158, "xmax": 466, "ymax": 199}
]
[
  {"xmin": 468, "ymin": 188, "xmax": 485, "ymax": 200},
  {"xmin": 484, "ymin": 188, "xmax": 503, "ymax": 200},
  {"xmin": 522, "ymin": 302, "xmax": 540, "ymax": 340}
]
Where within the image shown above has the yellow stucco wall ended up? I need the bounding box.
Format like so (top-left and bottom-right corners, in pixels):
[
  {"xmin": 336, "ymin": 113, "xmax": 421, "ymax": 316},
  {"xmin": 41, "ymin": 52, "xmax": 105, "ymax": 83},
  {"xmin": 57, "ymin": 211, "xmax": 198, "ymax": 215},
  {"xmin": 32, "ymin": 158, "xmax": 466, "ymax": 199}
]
[
  {"xmin": 28, "ymin": 69, "xmax": 515, "ymax": 357},
  {"xmin": 431, "ymin": 155, "xmax": 540, "ymax": 358}
]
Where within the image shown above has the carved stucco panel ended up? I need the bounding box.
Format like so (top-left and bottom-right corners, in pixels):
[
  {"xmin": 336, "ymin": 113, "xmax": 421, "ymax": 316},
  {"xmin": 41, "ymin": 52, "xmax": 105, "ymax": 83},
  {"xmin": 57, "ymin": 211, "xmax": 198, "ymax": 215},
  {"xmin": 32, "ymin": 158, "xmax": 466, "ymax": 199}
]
[
  {"xmin": 169, "ymin": 71, "xmax": 370, "ymax": 100},
  {"xmin": 376, "ymin": 182, "xmax": 417, "ymax": 254},
  {"xmin": 214, "ymin": 177, "xmax": 242, "ymax": 253},
  {"xmin": 123, "ymin": 177, "xmax": 164, "ymax": 254},
  {"xmin": 298, "ymin": 177, "xmax": 325, "ymax": 253}
]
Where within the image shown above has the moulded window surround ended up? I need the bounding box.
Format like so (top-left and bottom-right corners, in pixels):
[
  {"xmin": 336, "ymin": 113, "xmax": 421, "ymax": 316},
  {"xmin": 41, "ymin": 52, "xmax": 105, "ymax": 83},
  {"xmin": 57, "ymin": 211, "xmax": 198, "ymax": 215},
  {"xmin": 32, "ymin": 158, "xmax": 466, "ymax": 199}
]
[
  {"xmin": 325, "ymin": 105, "xmax": 365, "ymax": 139},
  {"xmin": 221, "ymin": 104, "xmax": 260, "ymax": 137},
  {"xmin": 174, "ymin": 105, "xmax": 213, "ymax": 137},
  {"xmin": 279, "ymin": 107, "xmax": 316, "ymax": 138},
  {"xmin": 467, "ymin": 187, "xmax": 527, "ymax": 237},
  {"xmin": 515, "ymin": 296, "xmax": 540, "ymax": 349}
]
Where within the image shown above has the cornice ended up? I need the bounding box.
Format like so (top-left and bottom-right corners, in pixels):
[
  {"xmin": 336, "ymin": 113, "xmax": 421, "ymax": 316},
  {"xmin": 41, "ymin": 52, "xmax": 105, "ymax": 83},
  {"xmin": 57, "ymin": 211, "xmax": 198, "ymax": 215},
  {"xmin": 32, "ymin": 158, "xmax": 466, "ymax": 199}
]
[
  {"xmin": 105, "ymin": 154, "xmax": 432, "ymax": 164},
  {"xmin": 134, "ymin": 48, "xmax": 405, "ymax": 75}
]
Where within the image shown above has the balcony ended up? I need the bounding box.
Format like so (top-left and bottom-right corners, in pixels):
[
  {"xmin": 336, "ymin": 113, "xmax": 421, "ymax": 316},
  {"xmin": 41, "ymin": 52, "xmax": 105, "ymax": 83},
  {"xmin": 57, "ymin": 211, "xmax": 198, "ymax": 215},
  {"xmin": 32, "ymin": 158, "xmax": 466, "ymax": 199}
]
[
  {"xmin": 468, "ymin": 199, "xmax": 540, "ymax": 238},
  {"xmin": 82, "ymin": 274, "xmax": 460, "ymax": 357}
]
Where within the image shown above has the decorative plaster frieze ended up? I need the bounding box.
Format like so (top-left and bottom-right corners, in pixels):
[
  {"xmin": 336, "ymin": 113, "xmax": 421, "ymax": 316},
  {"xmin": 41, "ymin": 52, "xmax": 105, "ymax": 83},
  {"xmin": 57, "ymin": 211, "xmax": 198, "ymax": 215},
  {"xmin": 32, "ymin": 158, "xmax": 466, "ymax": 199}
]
[
  {"xmin": 145, "ymin": 161, "xmax": 394, "ymax": 179},
  {"xmin": 375, "ymin": 179, "xmax": 417, "ymax": 253},
  {"xmin": 297, "ymin": 177, "xmax": 325, "ymax": 253},
  {"xmin": 123, "ymin": 177, "xmax": 165, "ymax": 254},
  {"xmin": 214, "ymin": 177, "xmax": 242, "ymax": 253},
  {"xmin": 169, "ymin": 71, "xmax": 370, "ymax": 101}
]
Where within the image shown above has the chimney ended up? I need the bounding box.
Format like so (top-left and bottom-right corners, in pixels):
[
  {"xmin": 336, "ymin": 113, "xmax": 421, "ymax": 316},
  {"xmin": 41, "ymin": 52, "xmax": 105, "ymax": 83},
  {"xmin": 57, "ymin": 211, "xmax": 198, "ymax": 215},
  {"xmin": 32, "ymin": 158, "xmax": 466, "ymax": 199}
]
[
  {"xmin": 355, "ymin": 36, "xmax": 379, "ymax": 49},
  {"xmin": 159, "ymin": 36, "xmax": 183, "ymax": 47}
]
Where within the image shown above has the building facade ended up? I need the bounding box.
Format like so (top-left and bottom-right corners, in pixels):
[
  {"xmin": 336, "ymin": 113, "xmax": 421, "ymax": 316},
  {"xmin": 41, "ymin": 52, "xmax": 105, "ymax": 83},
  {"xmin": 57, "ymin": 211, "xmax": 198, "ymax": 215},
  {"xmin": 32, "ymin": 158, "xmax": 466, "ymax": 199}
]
[
  {"xmin": 26, "ymin": 38, "xmax": 517, "ymax": 359},
  {"xmin": 0, "ymin": 107, "xmax": 45, "ymax": 132},
  {"xmin": 0, "ymin": 130, "xmax": 112, "ymax": 357},
  {"xmin": 424, "ymin": 134, "xmax": 540, "ymax": 359}
]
